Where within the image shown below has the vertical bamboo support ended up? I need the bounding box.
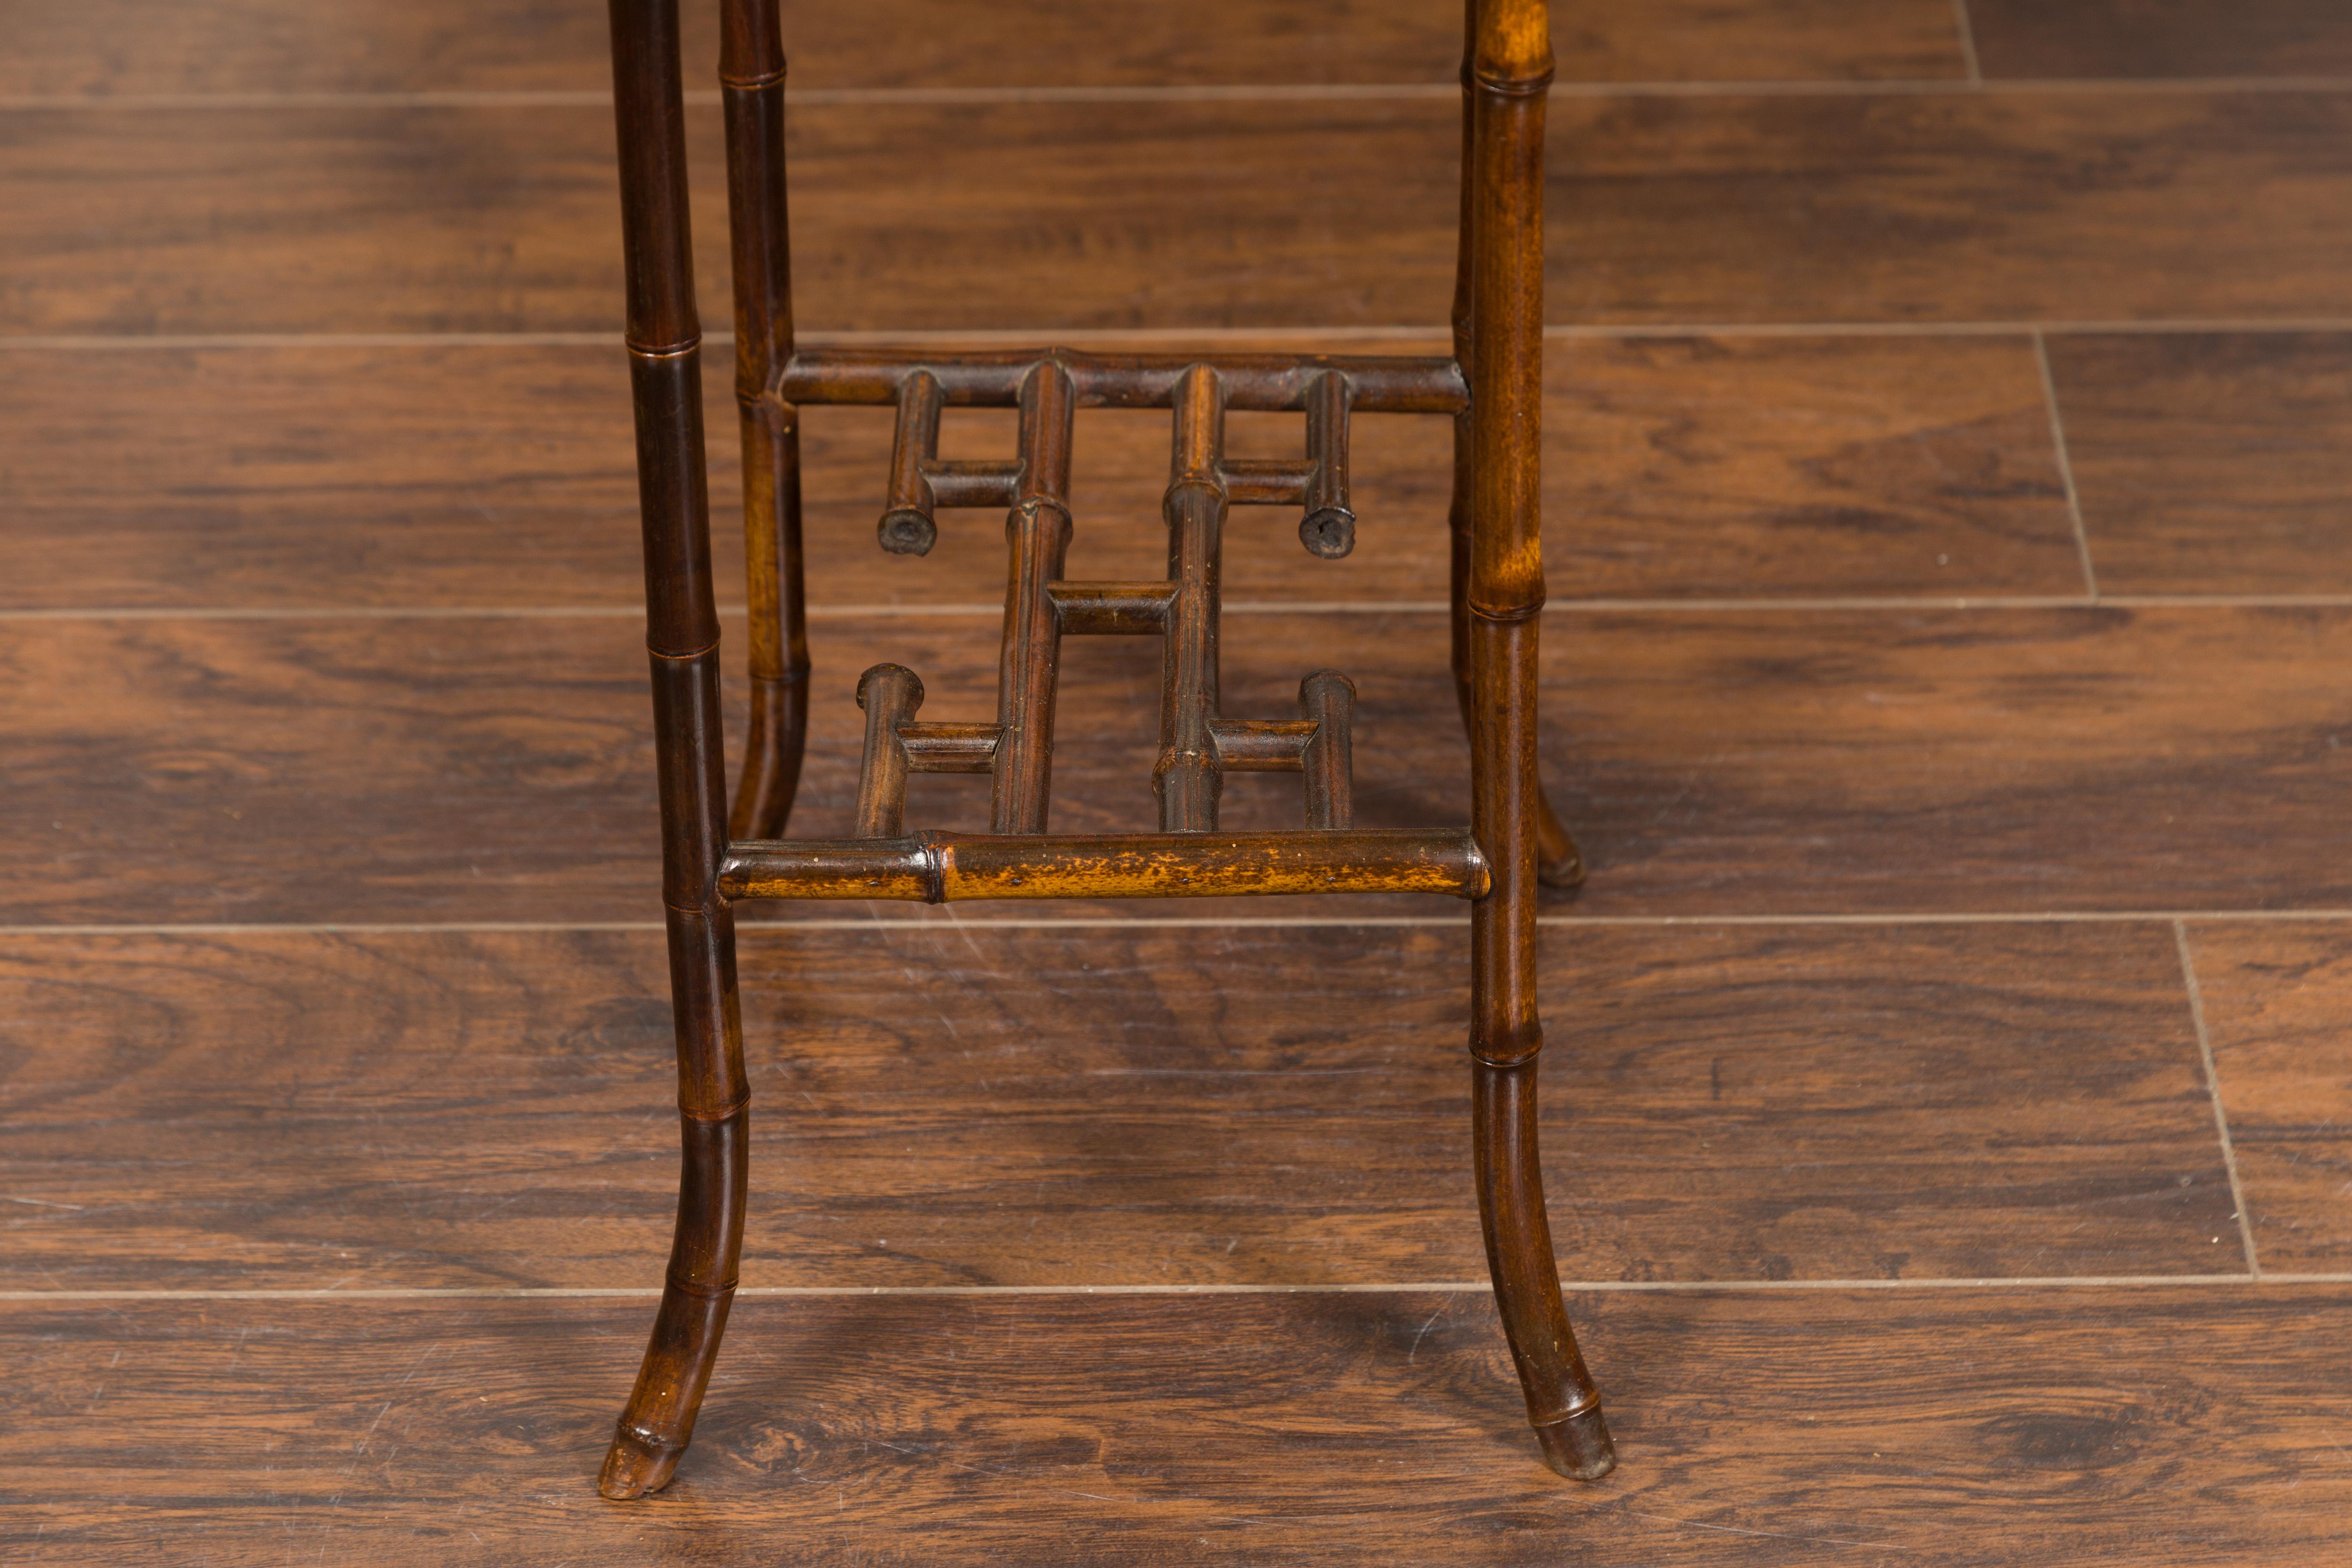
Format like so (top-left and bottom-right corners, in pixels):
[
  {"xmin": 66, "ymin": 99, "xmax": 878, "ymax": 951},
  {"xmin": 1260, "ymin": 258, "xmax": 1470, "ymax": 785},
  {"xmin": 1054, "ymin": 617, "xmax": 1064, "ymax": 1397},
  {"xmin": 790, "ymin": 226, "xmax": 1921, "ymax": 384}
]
[
  {"xmin": 878, "ymin": 370, "xmax": 946, "ymax": 554},
  {"xmin": 721, "ymin": 0, "xmax": 810, "ymax": 841},
  {"xmin": 1451, "ymin": 0, "xmax": 1583, "ymax": 892},
  {"xmin": 990, "ymin": 362, "xmax": 1077, "ymax": 834},
  {"xmin": 600, "ymin": 0, "xmax": 752, "ymax": 1502},
  {"xmin": 1464, "ymin": 0, "xmax": 1614, "ymax": 1482},
  {"xmin": 1299, "ymin": 670, "xmax": 1356, "ymax": 830},
  {"xmin": 1157, "ymin": 366, "xmax": 1228, "ymax": 831},
  {"xmin": 1299, "ymin": 371, "xmax": 1357, "ymax": 559},
  {"xmin": 853, "ymin": 664, "xmax": 924, "ymax": 837}
]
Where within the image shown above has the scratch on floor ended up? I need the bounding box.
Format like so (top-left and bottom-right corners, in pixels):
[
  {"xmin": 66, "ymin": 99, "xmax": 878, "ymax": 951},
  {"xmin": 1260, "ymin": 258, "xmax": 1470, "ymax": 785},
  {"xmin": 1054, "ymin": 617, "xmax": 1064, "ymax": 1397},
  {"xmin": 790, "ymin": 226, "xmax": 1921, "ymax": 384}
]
[{"xmin": 1407, "ymin": 1302, "xmax": 1447, "ymax": 1364}]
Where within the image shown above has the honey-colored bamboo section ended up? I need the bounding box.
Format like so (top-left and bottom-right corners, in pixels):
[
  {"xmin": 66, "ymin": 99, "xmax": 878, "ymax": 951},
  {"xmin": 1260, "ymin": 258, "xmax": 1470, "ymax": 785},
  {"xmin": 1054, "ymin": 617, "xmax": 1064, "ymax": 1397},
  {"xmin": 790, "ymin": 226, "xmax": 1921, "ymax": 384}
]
[
  {"xmin": 599, "ymin": 0, "xmax": 1611, "ymax": 1501},
  {"xmin": 718, "ymin": 830, "xmax": 1489, "ymax": 903}
]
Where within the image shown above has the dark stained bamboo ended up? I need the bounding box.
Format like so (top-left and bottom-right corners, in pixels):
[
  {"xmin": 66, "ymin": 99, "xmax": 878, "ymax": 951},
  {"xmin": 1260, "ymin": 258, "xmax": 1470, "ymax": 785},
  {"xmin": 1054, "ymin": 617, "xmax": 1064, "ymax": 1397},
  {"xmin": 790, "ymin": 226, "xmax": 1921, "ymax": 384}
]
[
  {"xmin": 1462, "ymin": 0, "xmax": 1613, "ymax": 1483},
  {"xmin": 990, "ymin": 361, "xmax": 1077, "ymax": 835},
  {"xmin": 719, "ymin": 829, "xmax": 1489, "ymax": 903},
  {"xmin": 1300, "ymin": 373, "xmax": 1357, "ymax": 558},
  {"xmin": 852, "ymin": 663, "xmax": 924, "ymax": 838},
  {"xmin": 899, "ymin": 721, "xmax": 1001, "ymax": 773},
  {"xmin": 1208, "ymin": 717, "xmax": 1316, "ymax": 772},
  {"xmin": 1299, "ymin": 670, "xmax": 1357, "ymax": 830},
  {"xmin": 877, "ymin": 368, "xmax": 944, "ymax": 555},
  {"xmin": 924, "ymin": 459, "xmax": 1023, "ymax": 510},
  {"xmin": 784, "ymin": 347, "xmax": 1466, "ymax": 413},
  {"xmin": 1157, "ymin": 366, "xmax": 1227, "ymax": 832},
  {"xmin": 1221, "ymin": 457, "xmax": 1315, "ymax": 505},
  {"xmin": 601, "ymin": 0, "xmax": 750, "ymax": 1504},
  {"xmin": 720, "ymin": 0, "xmax": 808, "ymax": 842},
  {"xmin": 1449, "ymin": 523, "xmax": 1586, "ymax": 890},
  {"xmin": 1048, "ymin": 580, "xmax": 1176, "ymax": 635},
  {"xmin": 1448, "ymin": 2, "xmax": 1581, "ymax": 894}
]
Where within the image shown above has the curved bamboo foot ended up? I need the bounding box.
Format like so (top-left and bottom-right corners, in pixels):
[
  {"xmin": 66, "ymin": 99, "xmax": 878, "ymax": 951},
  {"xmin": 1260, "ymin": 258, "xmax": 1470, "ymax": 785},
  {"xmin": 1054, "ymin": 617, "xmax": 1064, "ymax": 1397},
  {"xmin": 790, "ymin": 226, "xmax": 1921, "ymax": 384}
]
[
  {"xmin": 598, "ymin": 1424, "xmax": 687, "ymax": 1499},
  {"xmin": 597, "ymin": 1274, "xmax": 739, "ymax": 1500},
  {"xmin": 1534, "ymin": 1402, "xmax": 1618, "ymax": 1480},
  {"xmin": 1473, "ymin": 1056, "xmax": 1614, "ymax": 1482},
  {"xmin": 599, "ymin": 1094, "xmax": 747, "ymax": 1501}
]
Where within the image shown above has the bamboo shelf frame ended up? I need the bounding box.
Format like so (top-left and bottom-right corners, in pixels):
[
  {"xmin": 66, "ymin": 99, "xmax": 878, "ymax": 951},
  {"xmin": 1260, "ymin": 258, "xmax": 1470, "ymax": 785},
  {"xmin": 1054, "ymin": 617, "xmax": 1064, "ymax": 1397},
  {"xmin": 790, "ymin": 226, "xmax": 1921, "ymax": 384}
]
[{"xmin": 597, "ymin": 0, "xmax": 1615, "ymax": 1501}]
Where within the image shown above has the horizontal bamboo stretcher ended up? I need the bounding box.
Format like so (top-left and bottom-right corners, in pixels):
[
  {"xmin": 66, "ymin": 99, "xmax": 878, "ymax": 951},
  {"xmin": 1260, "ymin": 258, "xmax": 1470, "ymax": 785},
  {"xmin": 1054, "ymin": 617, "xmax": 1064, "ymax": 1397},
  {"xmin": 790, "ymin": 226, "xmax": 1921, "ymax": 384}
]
[{"xmin": 719, "ymin": 829, "xmax": 1491, "ymax": 903}]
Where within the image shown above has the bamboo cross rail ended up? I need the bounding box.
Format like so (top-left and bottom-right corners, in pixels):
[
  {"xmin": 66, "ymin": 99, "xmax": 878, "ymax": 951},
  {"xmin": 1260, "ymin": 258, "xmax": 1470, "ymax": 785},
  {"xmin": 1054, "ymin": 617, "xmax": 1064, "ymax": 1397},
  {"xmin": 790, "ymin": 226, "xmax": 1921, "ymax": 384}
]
[{"xmin": 597, "ymin": 0, "xmax": 1615, "ymax": 1501}]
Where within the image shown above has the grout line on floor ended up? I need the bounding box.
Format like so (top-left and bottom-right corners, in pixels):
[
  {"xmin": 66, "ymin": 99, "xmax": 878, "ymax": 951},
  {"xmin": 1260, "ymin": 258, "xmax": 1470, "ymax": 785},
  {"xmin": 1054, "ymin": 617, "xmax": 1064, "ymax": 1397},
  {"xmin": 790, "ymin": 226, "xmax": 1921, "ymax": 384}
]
[
  {"xmin": 5, "ymin": 910, "xmax": 2352, "ymax": 939},
  {"xmin": 2034, "ymin": 329, "xmax": 2100, "ymax": 600},
  {"xmin": 1950, "ymin": 0, "xmax": 1984, "ymax": 84},
  {"xmin": 12, "ymin": 320, "xmax": 2352, "ymax": 354},
  {"xmin": 18, "ymin": 77, "xmax": 2352, "ymax": 114},
  {"xmin": 11, "ymin": 1273, "xmax": 2352, "ymax": 1303},
  {"xmin": 2175, "ymin": 921, "xmax": 2263, "ymax": 1278}
]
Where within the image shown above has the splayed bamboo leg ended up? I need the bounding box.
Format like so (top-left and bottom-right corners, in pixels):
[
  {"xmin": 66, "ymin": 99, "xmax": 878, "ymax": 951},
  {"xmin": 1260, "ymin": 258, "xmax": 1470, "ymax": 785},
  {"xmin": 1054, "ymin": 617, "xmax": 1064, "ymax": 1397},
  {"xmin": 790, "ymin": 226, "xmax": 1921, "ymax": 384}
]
[
  {"xmin": 1463, "ymin": 0, "xmax": 1614, "ymax": 1481},
  {"xmin": 599, "ymin": 0, "xmax": 750, "ymax": 1501}
]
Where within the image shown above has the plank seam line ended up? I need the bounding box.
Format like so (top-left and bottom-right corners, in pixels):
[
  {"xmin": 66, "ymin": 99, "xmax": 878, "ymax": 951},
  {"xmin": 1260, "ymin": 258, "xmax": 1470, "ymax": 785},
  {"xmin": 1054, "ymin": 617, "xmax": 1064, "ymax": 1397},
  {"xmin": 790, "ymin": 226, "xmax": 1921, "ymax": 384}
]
[
  {"xmin": 12, "ymin": 595, "xmax": 2352, "ymax": 624},
  {"xmin": 11, "ymin": 320, "xmax": 2352, "ymax": 352},
  {"xmin": 13, "ymin": 77, "xmax": 2352, "ymax": 113},
  {"xmin": 2175, "ymin": 920, "xmax": 2263, "ymax": 1278},
  {"xmin": 6, "ymin": 910, "xmax": 2352, "ymax": 937},
  {"xmin": 2033, "ymin": 328, "xmax": 2099, "ymax": 600},
  {"xmin": 6, "ymin": 1274, "xmax": 2350, "ymax": 1302}
]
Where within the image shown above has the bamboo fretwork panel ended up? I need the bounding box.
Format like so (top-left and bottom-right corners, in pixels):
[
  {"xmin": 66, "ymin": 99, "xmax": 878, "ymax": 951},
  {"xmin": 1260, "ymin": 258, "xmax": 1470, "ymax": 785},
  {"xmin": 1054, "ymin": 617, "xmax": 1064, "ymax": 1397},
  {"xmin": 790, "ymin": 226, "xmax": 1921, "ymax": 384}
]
[{"xmin": 720, "ymin": 346, "xmax": 1492, "ymax": 907}]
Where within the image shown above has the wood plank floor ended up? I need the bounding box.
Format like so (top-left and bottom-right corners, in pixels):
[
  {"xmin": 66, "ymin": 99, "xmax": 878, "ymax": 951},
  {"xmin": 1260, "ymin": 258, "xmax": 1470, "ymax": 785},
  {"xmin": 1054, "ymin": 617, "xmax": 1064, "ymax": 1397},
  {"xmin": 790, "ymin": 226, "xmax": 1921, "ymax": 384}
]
[
  {"xmin": 14, "ymin": 1288, "xmax": 2351, "ymax": 1565},
  {"xmin": 16, "ymin": 89, "xmax": 2352, "ymax": 335},
  {"xmin": 3, "ymin": 0, "xmax": 2349, "ymax": 1562}
]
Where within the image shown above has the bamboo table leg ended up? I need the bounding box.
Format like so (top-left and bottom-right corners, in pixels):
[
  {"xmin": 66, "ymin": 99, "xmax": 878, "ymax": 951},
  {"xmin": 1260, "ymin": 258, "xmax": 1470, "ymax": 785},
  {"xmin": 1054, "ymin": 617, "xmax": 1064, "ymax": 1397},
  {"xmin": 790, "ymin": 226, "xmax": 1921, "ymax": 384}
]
[
  {"xmin": 600, "ymin": 0, "xmax": 751, "ymax": 1501},
  {"xmin": 1462, "ymin": 0, "xmax": 1614, "ymax": 1479}
]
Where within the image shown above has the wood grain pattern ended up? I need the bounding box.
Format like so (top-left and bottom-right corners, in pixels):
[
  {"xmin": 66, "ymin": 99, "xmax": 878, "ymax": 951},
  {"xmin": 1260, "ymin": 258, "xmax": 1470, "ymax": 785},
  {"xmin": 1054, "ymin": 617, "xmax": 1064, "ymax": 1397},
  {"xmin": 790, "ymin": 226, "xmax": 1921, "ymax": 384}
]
[
  {"xmin": 0, "ymin": 0, "xmax": 1963, "ymax": 98},
  {"xmin": 0, "ymin": 100, "xmax": 1448, "ymax": 335},
  {"xmin": 2, "ymin": 606, "xmax": 2348, "ymax": 924},
  {"xmin": 0, "ymin": 922, "xmax": 2233, "ymax": 1290},
  {"xmin": 1549, "ymin": 89, "xmax": 2352, "ymax": 326},
  {"xmin": 13, "ymin": 92, "xmax": 2352, "ymax": 337},
  {"xmin": 6, "ymin": 1286, "xmax": 2348, "ymax": 1563},
  {"xmin": 2048, "ymin": 332, "xmax": 2352, "ymax": 595},
  {"xmin": 1969, "ymin": 0, "xmax": 2352, "ymax": 80},
  {"xmin": 2180, "ymin": 921, "xmax": 2352, "ymax": 1272},
  {"xmin": 1548, "ymin": 334, "xmax": 2077, "ymax": 596},
  {"xmin": 0, "ymin": 334, "xmax": 2080, "ymax": 610}
]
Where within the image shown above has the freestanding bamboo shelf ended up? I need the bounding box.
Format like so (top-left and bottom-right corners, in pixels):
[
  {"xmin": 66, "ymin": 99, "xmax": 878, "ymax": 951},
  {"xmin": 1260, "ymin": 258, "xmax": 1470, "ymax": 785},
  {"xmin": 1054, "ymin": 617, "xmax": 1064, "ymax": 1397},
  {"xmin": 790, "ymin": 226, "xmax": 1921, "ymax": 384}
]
[{"xmin": 596, "ymin": 0, "xmax": 1616, "ymax": 1498}]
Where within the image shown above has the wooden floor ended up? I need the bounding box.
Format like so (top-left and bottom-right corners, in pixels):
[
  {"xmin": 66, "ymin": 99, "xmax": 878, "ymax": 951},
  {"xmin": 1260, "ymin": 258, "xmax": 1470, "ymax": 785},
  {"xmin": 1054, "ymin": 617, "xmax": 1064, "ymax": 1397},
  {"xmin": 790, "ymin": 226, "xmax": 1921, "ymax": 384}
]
[{"xmin": 6, "ymin": 2, "xmax": 2352, "ymax": 1562}]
